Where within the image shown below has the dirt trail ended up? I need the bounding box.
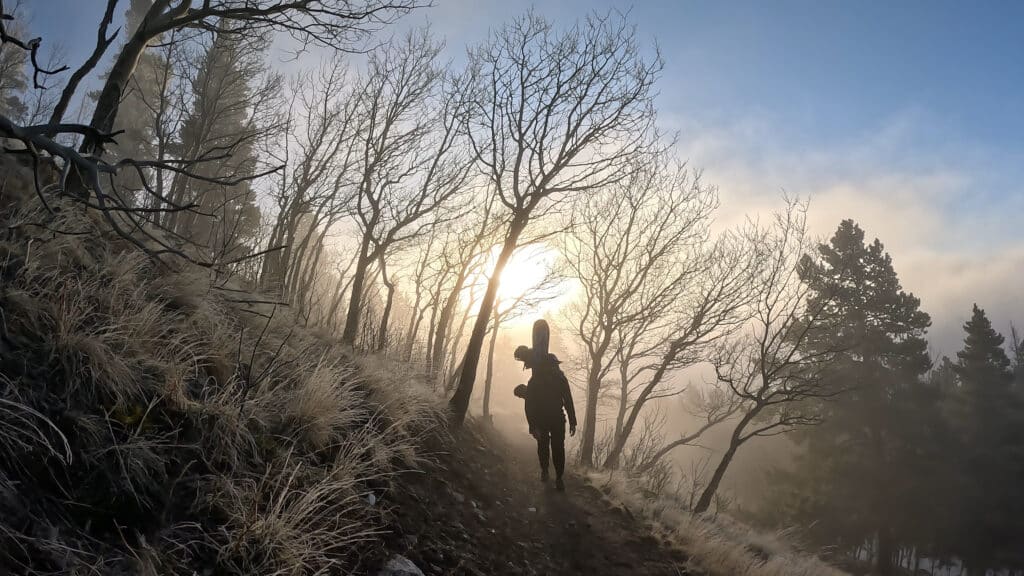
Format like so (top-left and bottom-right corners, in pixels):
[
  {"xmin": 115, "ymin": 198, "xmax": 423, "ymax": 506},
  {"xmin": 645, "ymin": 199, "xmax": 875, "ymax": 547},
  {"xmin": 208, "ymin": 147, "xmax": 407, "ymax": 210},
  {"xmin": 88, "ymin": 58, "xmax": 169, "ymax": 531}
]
[{"xmin": 375, "ymin": 420, "xmax": 692, "ymax": 576}]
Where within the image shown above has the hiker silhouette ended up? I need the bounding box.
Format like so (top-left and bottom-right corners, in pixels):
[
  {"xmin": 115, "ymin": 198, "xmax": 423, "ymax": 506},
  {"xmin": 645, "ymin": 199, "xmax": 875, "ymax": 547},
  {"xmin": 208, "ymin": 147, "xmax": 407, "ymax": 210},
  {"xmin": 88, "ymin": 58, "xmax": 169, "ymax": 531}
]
[{"xmin": 513, "ymin": 320, "xmax": 577, "ymax": 491}]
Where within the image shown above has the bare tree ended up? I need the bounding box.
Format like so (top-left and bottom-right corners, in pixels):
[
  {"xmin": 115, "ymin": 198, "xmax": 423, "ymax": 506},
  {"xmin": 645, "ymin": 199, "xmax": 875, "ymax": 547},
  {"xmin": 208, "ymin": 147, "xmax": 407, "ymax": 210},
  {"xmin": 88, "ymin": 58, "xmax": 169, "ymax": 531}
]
[
  {"xmin": 260, "ymin": 54, "xmax": 361, "ymax": 303},
  {"xmin": 448, "ymin": 10, "xmax": 662, "ymax": 425},
  {"xmin": 601, "ymin": 229, "xmax": 758, "ymax": 469},
  {"xmin": 339, "ymin": 28, "xmax": 470, "ymax": 346},
  {"xmin": 427, "ymin": 196, "xmax": 499, "ymax": 379},
  {"xmin": 691, "ymin": 199, "xmax": 842, "ymax": 514},
  {"xmin": 562, "ymin": 152, "xmax": 717, "ymax": 466},
  {"xmin": 49, "ymin": 0, "xmax": 119, "ymax": 124},
  {"xmin": 82, "ymin": 0, "xmax": 422, "ymax": 154},
  {"xmin": 399, "ymin": 231, "xmax": 438, "ymax": 360},
  {"xmin": 0, "ymin": 1, "xmax": 415, "ymax": 267}
]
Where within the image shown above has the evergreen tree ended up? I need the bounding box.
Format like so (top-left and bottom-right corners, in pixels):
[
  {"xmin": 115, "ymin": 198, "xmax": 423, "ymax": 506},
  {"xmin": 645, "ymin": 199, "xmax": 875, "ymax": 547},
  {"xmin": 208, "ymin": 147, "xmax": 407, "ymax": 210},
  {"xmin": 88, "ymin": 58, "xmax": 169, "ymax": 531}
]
[
  {"xmin": 946, "ymin": 304, "xmax": 1024, "ymax": 573},
  {"xmin": 768, "ymin": 220, "xmax": 932, "ymax": 574},
  {"xmin": 929, "ymin": 355, "xmax": 958, "ymax": 393},
  {"xmin": 1009, "ymin": 324, "xmax": 1024, "ymax": 392},
  {"xmin": 167, "ymin": 23, "xmax": 275, "ymax": 260},
  {"xmin": 0, "ymin": 19, "xmax": 30, "ymax": 122}
]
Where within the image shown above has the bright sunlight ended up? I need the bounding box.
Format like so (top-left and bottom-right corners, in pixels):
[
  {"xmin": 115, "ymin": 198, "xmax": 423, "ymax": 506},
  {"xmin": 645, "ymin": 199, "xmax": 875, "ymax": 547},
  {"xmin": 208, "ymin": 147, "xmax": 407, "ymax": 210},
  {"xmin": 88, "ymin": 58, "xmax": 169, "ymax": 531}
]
[{"xmin": 463, "ymin": 244, "xmax": 571, "ymax": 322}]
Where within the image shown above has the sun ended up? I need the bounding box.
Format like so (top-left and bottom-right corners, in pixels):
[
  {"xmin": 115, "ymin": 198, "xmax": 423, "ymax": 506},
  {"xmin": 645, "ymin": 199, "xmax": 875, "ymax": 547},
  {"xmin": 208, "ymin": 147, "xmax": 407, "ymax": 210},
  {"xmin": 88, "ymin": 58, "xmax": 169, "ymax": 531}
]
[
  {"xmin": 463, "ymin": 244, "xmax": 571, "ymax": 320},
  {"xmin": 496, "ymin": 246, "xmax": 555, "ymax": 301}
]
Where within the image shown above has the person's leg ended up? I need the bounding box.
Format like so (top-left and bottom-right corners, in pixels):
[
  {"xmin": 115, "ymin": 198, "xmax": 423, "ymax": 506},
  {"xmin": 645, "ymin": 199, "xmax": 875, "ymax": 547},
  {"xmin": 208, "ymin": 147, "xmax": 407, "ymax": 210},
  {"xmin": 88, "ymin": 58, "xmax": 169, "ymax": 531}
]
[
  {"xmin": 552, "ymin": 423, "xmax": 566, "ymax": 491},
  {"xmin": 536, "ymin": 430, "xmax": 550, "ymax": 482}
]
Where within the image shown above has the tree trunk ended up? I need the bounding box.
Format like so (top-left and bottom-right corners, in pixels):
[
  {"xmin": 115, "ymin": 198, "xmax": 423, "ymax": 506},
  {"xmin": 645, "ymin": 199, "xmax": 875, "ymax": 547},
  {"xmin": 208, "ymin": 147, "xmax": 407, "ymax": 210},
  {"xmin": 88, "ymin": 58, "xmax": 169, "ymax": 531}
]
[
  {"xmin": 693, "ymin": 409, "xmax": 757, "ymax": 514},
  {"xmin": 449, "ymin": 219, "xmax": 525, "ymax": 426},
  {"xmin": 578, "ymin": 356, "xmax": 604, "ymax": 467},
  {"xmin": 482, "ymin": 308, "xmax": 501, "ymax": 421},
  {"xmin": 445, "ymin": 304, "xmax": 473, "ymax": 390},
  {"xmin": 693, "ymin": 440, "xmax": 739, "ymax": 514},
  {"xmin": 325, "ymin": 272, "xmax": 353, "ymax": 331},
  {"xmin": 603, "ymin": 343, "xmax": 682, "ymax": 469},
  {"xmin": 614, "ymin": 362, "xmax": 629, "ymax": 440},
  {"xmin": 431, "ymin": 269, "xmax": 469, "ymax": 383},
  {"xmin": 377, "ymin": 261, "xmax": 396, "ymax": 352},
  {"xmin": 875, "ymin": 528, "xmax": 895, "ymax": 576},
  {"xmin": 84, "ymin": 0, "xmax": 184, "ymax": 152},
  {"xmin": 341, "ymin": 234, "xmax": 373, "ymax": 345},
  {"xmin": 425, "ymin": 303, "xmax": 438, "ymax": 377},
  {"xmin": 403, "ymin": 286, "xmax": 425, "ymax": 360}
]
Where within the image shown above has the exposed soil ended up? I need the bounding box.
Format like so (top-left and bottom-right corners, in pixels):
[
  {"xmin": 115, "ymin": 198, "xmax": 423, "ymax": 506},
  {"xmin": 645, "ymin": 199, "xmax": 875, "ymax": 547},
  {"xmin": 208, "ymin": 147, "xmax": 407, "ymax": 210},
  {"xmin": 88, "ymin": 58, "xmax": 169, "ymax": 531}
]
[{"xmin": 370, "ymin": 420, "xmax": 693, "ymax": 576}]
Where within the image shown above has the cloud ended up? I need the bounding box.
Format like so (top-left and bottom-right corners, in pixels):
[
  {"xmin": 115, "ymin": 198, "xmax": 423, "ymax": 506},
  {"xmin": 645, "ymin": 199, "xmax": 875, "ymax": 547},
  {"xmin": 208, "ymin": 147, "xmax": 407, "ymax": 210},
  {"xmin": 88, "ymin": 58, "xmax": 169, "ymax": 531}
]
[{"xmin": 668, "ymin": 110, "xmax": 1024, "ymax": 357}]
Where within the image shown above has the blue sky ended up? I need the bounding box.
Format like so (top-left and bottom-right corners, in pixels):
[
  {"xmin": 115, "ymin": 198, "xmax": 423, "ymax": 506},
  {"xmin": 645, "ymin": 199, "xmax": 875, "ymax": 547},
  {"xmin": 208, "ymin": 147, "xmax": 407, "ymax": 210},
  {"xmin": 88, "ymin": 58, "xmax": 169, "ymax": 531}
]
[{"xmin": 25, "ymin": 0, "xmax": 1024, "ymax": 354}]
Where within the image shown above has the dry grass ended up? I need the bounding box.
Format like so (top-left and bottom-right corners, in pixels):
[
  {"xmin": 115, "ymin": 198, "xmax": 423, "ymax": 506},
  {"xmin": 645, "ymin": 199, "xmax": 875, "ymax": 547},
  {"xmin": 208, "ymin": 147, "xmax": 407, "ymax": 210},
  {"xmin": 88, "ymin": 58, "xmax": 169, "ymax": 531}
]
[
  {"xmin": 0, "ymin": 153, "xmax": 446, "ymax": 574},
  {"xmin": 586, "ymin": 470, "xmax": 849, "ymax": 576}
]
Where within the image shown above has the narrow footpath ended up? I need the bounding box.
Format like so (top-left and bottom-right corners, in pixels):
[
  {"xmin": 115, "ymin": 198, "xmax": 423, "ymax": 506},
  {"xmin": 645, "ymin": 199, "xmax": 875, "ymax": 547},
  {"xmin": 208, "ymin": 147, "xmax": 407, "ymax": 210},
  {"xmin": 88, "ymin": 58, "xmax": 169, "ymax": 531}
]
[{"xmin": 374, "ymin": 421, "xmax": 693, "ymax": 576}]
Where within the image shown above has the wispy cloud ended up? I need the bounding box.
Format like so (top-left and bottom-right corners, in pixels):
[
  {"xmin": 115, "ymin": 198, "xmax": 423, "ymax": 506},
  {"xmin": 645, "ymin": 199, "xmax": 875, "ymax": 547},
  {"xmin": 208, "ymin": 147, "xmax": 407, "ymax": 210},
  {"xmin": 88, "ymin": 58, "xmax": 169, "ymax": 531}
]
[{"xmin": 667, "ymin": 109, "xmax": 1024, "ymax": 356}]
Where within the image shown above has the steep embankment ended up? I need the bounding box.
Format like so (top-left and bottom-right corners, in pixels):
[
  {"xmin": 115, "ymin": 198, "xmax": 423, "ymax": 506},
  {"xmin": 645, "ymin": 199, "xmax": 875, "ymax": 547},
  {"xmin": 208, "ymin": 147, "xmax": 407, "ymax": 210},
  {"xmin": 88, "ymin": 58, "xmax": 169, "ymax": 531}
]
[{"xmin": 0, "ymin": 150, "xmax": 443, "ymax": 574}]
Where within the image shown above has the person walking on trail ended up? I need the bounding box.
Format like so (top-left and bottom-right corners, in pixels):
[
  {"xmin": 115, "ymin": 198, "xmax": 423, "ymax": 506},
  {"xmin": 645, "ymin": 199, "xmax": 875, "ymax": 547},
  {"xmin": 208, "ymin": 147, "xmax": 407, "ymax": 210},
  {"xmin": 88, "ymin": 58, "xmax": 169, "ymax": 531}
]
[{"xmin": 514, "ymin": 339, "xmax": 577, "ymax": 492}]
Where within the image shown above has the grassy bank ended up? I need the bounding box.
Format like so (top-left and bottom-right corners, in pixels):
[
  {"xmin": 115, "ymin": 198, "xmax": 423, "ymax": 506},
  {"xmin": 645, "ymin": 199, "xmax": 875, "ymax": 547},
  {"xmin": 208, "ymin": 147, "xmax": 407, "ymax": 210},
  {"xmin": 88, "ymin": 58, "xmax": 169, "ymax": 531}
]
[{"xmin": 0, "ymin": 151, "xmax": 445, "ymax": 574}]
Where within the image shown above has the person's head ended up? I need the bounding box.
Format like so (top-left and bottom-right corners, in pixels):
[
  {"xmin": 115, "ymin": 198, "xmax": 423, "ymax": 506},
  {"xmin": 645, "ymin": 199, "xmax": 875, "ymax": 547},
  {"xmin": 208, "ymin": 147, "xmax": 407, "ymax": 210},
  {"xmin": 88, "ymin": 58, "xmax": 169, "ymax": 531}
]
[
  {"xmin": 513, "ymin": 384, "xmax": 528, "ymax": 399},
  {"xmin": 514, "ymin": 345, "xmax": 534, "ymax": 368}
]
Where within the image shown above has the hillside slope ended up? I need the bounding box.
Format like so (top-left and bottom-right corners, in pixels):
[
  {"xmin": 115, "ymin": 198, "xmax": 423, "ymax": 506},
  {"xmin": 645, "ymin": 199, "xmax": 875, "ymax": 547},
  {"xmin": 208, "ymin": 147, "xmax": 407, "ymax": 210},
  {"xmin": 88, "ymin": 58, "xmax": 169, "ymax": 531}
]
[
  {"xmin": 0, "ymin": 151, "xmax": 444, "ymax": 574},
  {"xmin": 0, "ymin": 151, "xmax": 689, "ymax": 576},
  {"xmin": 0, "ymin": 151, "xmax": 842, "ymax": 576}
]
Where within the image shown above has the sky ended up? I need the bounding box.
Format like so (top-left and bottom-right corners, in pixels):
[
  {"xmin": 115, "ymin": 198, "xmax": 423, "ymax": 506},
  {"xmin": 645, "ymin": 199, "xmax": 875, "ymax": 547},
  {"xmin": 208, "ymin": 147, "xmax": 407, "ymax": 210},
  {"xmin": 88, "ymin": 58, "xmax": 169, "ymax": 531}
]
[{"xmin": 27, "ymin": 0, "xmax": 1024, "ymax": 356}]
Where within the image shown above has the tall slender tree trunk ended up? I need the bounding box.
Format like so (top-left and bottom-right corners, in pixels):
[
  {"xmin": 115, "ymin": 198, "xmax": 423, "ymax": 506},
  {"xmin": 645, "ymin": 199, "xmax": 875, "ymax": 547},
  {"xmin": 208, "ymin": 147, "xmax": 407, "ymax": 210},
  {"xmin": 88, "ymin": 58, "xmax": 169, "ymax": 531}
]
[
  {"xmin": 445, "ymin": 304, "xmax": 473, "ymax": 390},
  {"xmin": 875, "ymin": 528, "xmax": 895, "ymax": 576},
  {"xmin": 580, "ymin": 330, "xmax": 614, "ymax": 467},
  {"xmin": 425, "ymin": 304, "xmax": 438, "ymax": 376},
  {"xmin": 431, "ymin": 269, "xmax": 469, "ymax": 382},
  {"xmin": 377, "ymin": 260, "xmax": 396, "ymax": 351},
  {"xmin": 341, "ymin": 234, "xmax": 373, "ymax": 345},
  {"xmin": 405, "ymin": 305, "xmax": 426, "ymax": 361},
  {"xmin": 449, "ymin": 219, "xmax": 526, "ymax": 426},
  {"xmin": 614, "ymin": 361, "xmax": 630, "ymax": 441},
  {"xmin": 482, "ymin": 308, "xmax": 501, "ymax": 422},
  {"xmin": 403, "ymin": 286, "xmax": 425, "ymax": 360},
  {"xmin": 603, "ymin": 342, "xmax": 683, "ymax": 469},
  {"xmin": 579, "ymin": 356, "xmax": 604, "ymax": 467}
]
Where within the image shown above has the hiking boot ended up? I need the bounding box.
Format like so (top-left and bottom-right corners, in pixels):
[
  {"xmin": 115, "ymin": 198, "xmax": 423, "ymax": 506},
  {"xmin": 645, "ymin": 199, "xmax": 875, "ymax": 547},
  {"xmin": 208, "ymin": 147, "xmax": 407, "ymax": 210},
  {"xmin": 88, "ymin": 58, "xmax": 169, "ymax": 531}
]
[
  {"xmin": 540, "ymin": 469, "xmax": 549, "ymax": 483},
  {"xmin": 555, "ymin": 477, "xmax": 565, "ymax": 492}
]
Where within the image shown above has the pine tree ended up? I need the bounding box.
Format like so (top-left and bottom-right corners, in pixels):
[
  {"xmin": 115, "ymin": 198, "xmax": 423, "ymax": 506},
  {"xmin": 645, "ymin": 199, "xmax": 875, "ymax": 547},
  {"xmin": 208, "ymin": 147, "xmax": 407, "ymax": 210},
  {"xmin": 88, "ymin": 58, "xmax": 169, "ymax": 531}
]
[
  {"xmin": 929, "ymin": 355, "xmax": 958, "ymax": 393},
  {"xmin": 769, "ymin": 220, "xmax": 932, "ymax": 574},
  {"xmin": 1009, "ymin": 324, "xmax": 1024, "ymax": 392},
  {"xmin": 947, "ymin": 304, "xmax": 1024, "ymax": 573},
  {"xmin": 167, "ymin": 23, "xmax": 273, "ymax": 260},
  {"xmin": 0, "ymin": 19, "xmax": 30, "ymax": 122}
]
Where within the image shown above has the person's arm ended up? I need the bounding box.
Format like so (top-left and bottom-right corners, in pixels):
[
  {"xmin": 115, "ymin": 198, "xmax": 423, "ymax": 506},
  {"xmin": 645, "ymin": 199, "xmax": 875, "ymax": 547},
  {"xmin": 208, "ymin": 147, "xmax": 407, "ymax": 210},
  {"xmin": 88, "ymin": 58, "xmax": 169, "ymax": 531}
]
[{"xmin": 559, "ymin": 371, "xmax": 577, "ymax": 434}]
